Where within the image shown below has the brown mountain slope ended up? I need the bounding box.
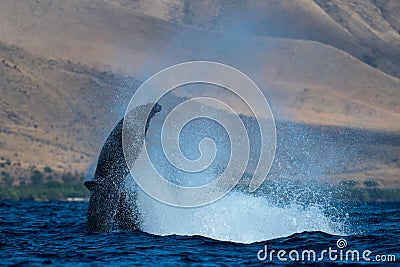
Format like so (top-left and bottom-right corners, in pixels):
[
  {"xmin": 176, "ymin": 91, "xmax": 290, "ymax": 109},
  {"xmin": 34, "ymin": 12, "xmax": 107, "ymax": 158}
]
[
  {"xmin": 0, "ymin": 42, "xmax": 136, "ymax": 182},
  {"xmin": 0, "ymin": 0, "xmax": 398, "ymax": 130},
  {"xmin": 0, "ymin": 1, "xmax": 399, "ymax": 187},
  {"xmin": 314, "ymin": 0, "xmax": 400, "ymax": 77},
  {"xmin": 108, "ymin": 0, "xmax": 400, "ymax": 78}
]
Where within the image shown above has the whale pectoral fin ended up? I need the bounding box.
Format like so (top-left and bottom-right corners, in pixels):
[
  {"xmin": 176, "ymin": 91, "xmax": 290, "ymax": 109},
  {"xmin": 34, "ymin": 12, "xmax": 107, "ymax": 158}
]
[{"xmin": 84, "ymin": 181, "xmax": 97, "ymax": 192}]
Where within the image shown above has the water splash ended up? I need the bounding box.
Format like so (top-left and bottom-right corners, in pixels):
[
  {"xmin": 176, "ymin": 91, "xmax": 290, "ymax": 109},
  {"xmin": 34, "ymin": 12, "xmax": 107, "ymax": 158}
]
[
  {"xmin": 119, "ymin": 93, "xmax": 348, "ymax": 243},
  {"xmin": 124, "ymin": 176, "xmax": 345, "ymax": 244}
]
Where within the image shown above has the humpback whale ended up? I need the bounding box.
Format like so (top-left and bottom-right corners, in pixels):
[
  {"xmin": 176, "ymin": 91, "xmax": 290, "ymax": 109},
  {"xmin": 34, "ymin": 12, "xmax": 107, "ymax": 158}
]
[{"xmin": 84, "ymin": 103, "xmax": 162, "ymax": 232}]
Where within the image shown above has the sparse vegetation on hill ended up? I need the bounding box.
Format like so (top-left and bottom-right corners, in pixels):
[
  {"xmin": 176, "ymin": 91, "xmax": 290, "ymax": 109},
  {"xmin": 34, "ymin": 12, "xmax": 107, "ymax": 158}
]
[
  {"xmin": 0, "ymin": 167, "xmax": 88, "ymax": 201},
  {"xmin": 0, "ymin": 179, "xmax": 88, "ymax": 201}
]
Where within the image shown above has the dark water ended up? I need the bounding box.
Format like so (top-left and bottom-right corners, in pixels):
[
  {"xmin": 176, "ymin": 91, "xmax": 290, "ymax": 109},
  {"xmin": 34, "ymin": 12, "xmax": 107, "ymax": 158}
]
[{"xmin": 1, "ymin": 201, "xmax": 399, "ymax": 266}]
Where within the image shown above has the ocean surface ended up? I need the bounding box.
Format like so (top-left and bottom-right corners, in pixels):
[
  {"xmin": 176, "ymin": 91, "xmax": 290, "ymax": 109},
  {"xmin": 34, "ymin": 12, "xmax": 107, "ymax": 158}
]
[{"xmin": 1, "ymin": 200, "xmax": 399, "ymax": 266}]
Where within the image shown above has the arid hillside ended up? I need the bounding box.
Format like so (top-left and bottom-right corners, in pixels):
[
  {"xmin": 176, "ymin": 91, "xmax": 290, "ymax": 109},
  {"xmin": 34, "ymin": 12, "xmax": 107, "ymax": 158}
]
[
  {"xmin": 0, "ymin": 42, "xmax": 136, "ymax": 183},
  {"xmin": 108, "ymin": 0, "xmax": 400, "ymax": 78},
  {"xmin": 0, "ymin": 0, "xmax": 399, "ymax": 188}
]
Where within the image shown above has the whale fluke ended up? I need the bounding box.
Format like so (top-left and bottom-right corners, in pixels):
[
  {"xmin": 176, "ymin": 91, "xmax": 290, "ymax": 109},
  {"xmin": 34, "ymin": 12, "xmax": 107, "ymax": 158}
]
[{"xmin": 85, "ymin": 103, "xmax": 161, "ymax": 232}]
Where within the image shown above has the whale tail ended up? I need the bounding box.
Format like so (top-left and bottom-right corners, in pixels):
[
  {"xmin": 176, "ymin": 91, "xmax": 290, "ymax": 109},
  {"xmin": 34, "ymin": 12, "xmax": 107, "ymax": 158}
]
[{"xmin": 85, "ymin": 102, "xmax": 162, "ymax": 232}]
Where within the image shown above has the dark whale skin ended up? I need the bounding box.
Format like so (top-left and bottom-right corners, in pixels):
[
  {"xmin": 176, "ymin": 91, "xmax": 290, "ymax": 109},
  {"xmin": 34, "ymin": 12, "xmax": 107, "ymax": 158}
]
[{"xmin": 85, "ymin": 103, "xmax": 161, "ymax": 232}]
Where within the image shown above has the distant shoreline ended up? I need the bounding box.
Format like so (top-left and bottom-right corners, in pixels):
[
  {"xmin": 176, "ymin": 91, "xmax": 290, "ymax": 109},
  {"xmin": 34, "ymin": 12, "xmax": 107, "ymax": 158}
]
[{"xmin": 1, "ymin": 182, "xmax": 399, "ymax": 202}]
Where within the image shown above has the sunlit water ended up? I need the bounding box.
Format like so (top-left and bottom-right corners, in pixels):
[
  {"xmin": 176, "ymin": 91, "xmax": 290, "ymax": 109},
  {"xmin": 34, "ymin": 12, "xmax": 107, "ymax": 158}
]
[{"xmin": 1, "ymin": 200, "xmax": 399, "ymax": 266}]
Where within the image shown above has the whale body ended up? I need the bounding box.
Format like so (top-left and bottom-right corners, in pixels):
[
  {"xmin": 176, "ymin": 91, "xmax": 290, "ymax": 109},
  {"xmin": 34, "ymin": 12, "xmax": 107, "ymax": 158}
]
[{"xmin": 84, "ymin": 103, "xmax": 161, "ymax": 232}]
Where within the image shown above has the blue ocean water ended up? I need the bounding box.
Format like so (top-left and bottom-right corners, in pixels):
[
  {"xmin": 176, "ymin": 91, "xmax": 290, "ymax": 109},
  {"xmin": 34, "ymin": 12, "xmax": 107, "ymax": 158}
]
[{"xmin": 1, "ymin": 200, "xmax": 399, "ymax": 266}]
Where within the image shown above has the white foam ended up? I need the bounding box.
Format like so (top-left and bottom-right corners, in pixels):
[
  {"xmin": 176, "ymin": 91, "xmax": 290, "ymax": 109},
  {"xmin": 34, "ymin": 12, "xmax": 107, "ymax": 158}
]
[{"xmin": 135, "ymin": 186, "xmax": 343, "ymax": 244}]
